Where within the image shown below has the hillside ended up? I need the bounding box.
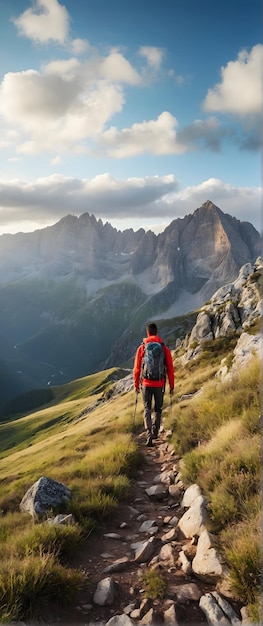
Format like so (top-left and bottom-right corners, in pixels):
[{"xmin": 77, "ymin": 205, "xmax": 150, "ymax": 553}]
[
  {"xmin": 0, "ymin": 261, "xmax": 261, "ymax": 624},
  {"xmin": 0, "ymin": 200, "xmax": 260, "ymax": 415}
]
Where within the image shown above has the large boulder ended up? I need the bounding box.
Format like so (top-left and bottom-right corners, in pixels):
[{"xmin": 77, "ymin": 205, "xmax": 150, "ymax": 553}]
[{"xmin": 20, "ymin": 476, "xmax": 71, "ymax": 520}]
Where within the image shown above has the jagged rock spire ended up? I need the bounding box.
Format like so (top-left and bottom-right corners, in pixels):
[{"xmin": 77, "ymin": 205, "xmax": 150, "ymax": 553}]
[{"xmin": 200, "ymin": 199, "xmax": 219, "ymax": 210}]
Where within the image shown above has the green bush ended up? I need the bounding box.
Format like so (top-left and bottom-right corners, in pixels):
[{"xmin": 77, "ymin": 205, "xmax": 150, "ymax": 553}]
[
  {"xmin": 0, "ymin": 552, "xmax": 84, "ymax": 622},
  {"xmin": 140, "ymin": 568, "xmax": 167, "ymax": 600},
  {"xmin": 222, "ymin": 514, "xmax": 261, "ymax": 622},
  {"xmin": 11, "ymin": 523, "xmax": 84, "ymax": 563},
  {"xmin": 70, "ymin": 486, "xmax": 118, "ymax": 526}
]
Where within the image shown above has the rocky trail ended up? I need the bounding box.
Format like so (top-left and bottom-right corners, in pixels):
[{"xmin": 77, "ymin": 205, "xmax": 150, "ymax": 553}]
[{"xmin": 44, "ymin": 430, "xmax": 243, "ymax": 626}]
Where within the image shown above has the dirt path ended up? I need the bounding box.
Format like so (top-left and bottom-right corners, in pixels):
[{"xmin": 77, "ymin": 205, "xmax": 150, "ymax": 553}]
[{"xmin": 46, "ymin": 431, "xmax": 215, "ymax": 625}]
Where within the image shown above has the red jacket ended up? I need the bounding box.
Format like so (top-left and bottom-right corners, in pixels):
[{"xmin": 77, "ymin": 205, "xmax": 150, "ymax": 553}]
[{"xmin": 133, "ymin": 334, "xmax": 174, "ymax": 391}]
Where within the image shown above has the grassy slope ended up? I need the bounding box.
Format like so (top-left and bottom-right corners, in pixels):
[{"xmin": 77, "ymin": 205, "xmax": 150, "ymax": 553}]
[{"xmin": 0, "ymin": 335, "xmax": 261, "ymax": 622}]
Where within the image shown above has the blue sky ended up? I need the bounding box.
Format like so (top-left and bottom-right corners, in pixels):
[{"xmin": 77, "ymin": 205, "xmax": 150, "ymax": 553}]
[{"xmin": 0, "ymin": 0, "xmax": 262, "ymax": 235}]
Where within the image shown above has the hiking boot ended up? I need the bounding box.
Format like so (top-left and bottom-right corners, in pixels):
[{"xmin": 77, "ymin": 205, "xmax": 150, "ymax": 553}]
[
  {"xmin": 152, "ymin": 424, "xmax": 158, "ymax": 439},
  {"xmin": 146, "ymin": 434, "xmax": 153, "ymax": 447}
]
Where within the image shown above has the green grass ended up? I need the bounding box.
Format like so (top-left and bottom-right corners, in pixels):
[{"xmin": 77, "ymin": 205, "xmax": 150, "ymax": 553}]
[
  {"xmin": 140, "ymin": 568, "xmax": 167, "ymax": 600},
  {"xmin": 0, "ymin": 368, "xmax": 129, "ymax": 458},
  {"xmin": 0, "ymin": 552, "xmax": 84, "ymax": 622},
  {"xmin": 0, "ymin": 376, "xmax": 143, "ymax": 621},
  {"xmin": 221, "ymin": 510, "xmax": 261, "ymax": 623},
  {"xmin": 0, "ymin": 326, "xmax": 261, "ymax": 622},
  {"xmin": 170, "ymin": 356, "xmax": 261, "ymax": 621}
]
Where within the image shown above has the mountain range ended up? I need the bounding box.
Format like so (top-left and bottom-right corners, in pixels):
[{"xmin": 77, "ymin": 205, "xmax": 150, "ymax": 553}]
[{"xmin": 0, "ymin": 200, "xmax": 261, "ymax": 416}]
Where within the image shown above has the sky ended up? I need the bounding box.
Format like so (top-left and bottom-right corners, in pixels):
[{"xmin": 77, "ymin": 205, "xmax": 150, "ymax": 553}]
[{"xmin": 0, "ymin": 0, "xmax": 262, "ymax": 236}]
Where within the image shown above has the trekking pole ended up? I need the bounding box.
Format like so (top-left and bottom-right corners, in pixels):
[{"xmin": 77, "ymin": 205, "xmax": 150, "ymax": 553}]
[
  {"xmin": 133, "ymin": 390, "xmax": 139, "ymax": 429},
  {"xmin": 170, "ymin": 390, "xmax": 173, "ymax": 421}
]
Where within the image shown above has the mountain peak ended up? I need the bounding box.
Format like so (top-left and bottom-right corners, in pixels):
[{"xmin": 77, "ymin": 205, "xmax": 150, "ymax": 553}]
[{"xmin": 200, "ymin": 200, "xmax": 219, "ymax": 210}]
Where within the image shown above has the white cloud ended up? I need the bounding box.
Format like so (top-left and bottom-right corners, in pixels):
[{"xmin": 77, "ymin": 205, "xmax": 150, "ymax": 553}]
[
  {"xmin": 51, "ymin": 155, "xmax": 61, "ymax": 166},
  {"xmin": 0, "ymin": 172, "xmax": 177, "ymax": 208},
  {"xmin": 1, "ymin": 70, "xmax": 77, "ymax": 123},
  {"xmin": 0, "ymin": 41, "xmax": 144, "ymax": 155},
  {"xmin": 100, "ymin": 50, "xmax": 141, "ymax": 85},
  {"xmin": 98, "ymin": 112, "xmax": 186, "ymax": 157},
  {"xmin": 44, "ymin": 57, "xmax": 81, "ymax": 78},
  {"xmin": 0, "ymin": 175, "xmax": 260, "ymax": 235},
  {"xmin": 98, "ymin": 113, "xmax": 239, "ymax": 157},
  {"xmin": 0, "ymin": 173, "xmax": 177, "ymax": 232},
  {"xmin": 139, "ymin": 46, "xmax": 164, "ymax": 70},
  {"xmin": 12, "ymin": 0, "xmax": 69, "ymax": 45},
  {"xmin": 0, "ymin": 66, "xmax": 125, "ymax": 153},
  {"xmin": 203, "ymin": 44, "xmax": 263, "ymax": 116},
  {"xmin": 2, "ymin": 6, "xmax": 261, "ymax": 164},
  {"xmin": 70, "ymin": 38, "xmax": 89, "ymax": 55}
]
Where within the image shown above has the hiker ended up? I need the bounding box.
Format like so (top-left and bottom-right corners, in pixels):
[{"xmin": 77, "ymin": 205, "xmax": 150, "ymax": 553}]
[{"xmin": 133, "ymin": 322, "xmax": 174, "ymax": 446}]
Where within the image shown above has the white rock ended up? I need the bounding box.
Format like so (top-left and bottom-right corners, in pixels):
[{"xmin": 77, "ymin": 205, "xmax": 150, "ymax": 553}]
[
  {"xmin": 134, "ymin": 537, "xmax": 156, "ymax": 563},
  {"xmin": 212, "ymin": 591, "xmax": 241, "ymax": 624},
  {"xmin": 181, "ymin": 483, "xmax": 202, "ymax": 508},
  {"xmin": 139, "ymin": 519, "xmax": 156, "ymax": 533},
  {"xmin": 20, "ymin": 476, "xmax": 71, "ymax": 519},
  {"xmin": 145, "ymin": 484, "xmax": 168, "ymax": 500},
  {"xmin": 192, "ymin": 530, "xmax": 224, "ymax": 580},
  {"xmin": 174, "ymin": 582, "xmax": 202, "ymax": 602},
  {"xmin": 163, "ymin": 602, "xmax": 179, "ymax": 625},
  {"xmin": 178, "ymin": 550, "xmax": 192, "ymax": 575},
  {"xmin": 199, "ymin": 592, "xmax": 234, "ymax": 625},
  {"xmin": 159, "ymin": 543, "xmax": 174, "ymax": 563},
  {"xmin": 93, "ymin": 577, "xmax": 117, "ymax": 606},
  {"xmin": 178, "ymin": 495, "xmax": 207, "ymax": 538},
  {"xmin": 103, "ymin": 556, "xmax": 130, "ymax": 573}
]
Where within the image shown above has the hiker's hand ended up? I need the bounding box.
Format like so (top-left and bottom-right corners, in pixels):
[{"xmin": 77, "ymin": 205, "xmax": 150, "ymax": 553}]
[
  {"xmin": 135, "ymin": 387, "xmax": 139, "ymax": 394},
  {"xmin": 170, "ymin": 389, "xmax": 174, "ymax": 396}
]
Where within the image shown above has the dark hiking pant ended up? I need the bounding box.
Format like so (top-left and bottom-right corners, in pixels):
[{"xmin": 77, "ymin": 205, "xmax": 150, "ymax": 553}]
[{"xmin": 142, "ymin": 385, "xmax": 164, "ymax": 434}]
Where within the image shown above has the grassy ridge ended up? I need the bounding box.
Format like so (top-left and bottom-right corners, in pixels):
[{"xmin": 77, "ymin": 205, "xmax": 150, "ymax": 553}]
[
  {"xmin": 0, "ymin": 346, "xmax": 261, "ymax": 622},
  {"xmin": 0, "ymin": 369, "xmax": 142, "ymax": 621}
]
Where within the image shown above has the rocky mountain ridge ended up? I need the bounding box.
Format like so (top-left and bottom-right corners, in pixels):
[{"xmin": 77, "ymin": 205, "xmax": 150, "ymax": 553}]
[
  {"xmin": 0, "ymin": 200, "xmax": 260, "ymax": 292},
  {"xmin": 180, "ymin": 258, "xmax": 262, "ymax": 365}
]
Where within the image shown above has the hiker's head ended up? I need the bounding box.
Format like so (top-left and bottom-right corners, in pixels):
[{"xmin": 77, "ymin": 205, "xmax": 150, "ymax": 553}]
[{"xmin": 147, "ymin": 322, "xmax": 157, "ymax": 336}]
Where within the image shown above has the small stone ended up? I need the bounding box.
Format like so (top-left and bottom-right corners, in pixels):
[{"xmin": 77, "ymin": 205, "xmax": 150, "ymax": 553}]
[
  {"xmin": 123, "ymin": 602, "xmax": 138, "ymax": 615},
  {"xmin": 134, "ymin": 537, "xmax": 156, "ymax": 563},
  {"xmin": 103, "ymin": 556, "xmax": 130, "ymax": 573},
  {"xmin": 93, "ymin": 577, "xmax": 118, "ymax": 606},
  {"xmin": 139, "ymin": 519, "xmax": 156, "ymax": 533},
  {"xmin": 103, "ymin": 533, "xmax": 124, "ymax": 540},
  {"xmin": 159, "ymin": 543, "xmax": 174, "ymax": 562},
  {"xmin": 145, "ymin": 484, "xmax": 168, "ymax": 500},
  {"xmin": 172, "ymin": 582, "xmax": 202, "ymax": 602},
  {"xmin": 101, "ymin": 552, "xmax": 114, "ymax": 558},
  {"xmin": 161, "ymin": 527, "xmax": 178, "ymax": 542},
  {"xmin": 163, "ymin": 602, "xmax": 179, "ymax": 625}
]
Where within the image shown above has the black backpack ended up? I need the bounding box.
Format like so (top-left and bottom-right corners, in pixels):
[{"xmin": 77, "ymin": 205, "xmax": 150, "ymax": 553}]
[{"xmin": 142, "ymin": 341, "xmax": 166, "ymax": 380}]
